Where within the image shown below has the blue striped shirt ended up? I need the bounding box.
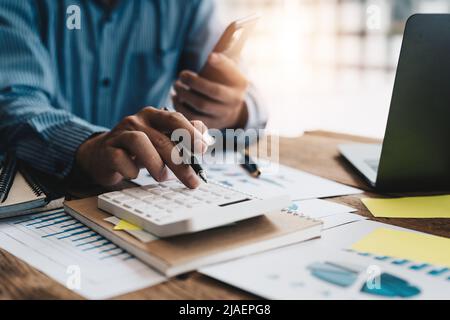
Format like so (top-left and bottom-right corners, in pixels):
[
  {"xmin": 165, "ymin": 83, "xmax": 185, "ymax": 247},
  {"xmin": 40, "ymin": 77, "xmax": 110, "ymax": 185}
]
[{"xmin": 0, "ymin": 0, "xmax": 266, "ymax": 178}]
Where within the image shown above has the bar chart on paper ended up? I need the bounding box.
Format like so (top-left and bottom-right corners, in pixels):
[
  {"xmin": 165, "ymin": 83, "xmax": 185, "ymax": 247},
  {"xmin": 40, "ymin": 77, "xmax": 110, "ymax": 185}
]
[{"xmin": 0, "ymin": 209, "xmax": 165, "ymax": 299}]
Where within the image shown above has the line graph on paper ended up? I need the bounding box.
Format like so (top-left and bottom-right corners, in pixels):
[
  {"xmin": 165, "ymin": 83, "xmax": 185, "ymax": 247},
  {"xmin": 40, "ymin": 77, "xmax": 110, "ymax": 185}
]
[
  {"xmin": 11, "ymin": 209, "xmax": 132, "ymax": 262},
  {"xmin": 0, "ymin": 209, "xmax": 165, "ymax": 299}
]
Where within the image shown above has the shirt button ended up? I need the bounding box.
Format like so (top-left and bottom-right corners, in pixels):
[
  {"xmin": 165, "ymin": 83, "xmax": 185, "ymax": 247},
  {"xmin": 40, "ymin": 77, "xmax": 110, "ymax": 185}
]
[{"xmin": 101, "ymin": 78, "xmax": 111, "ymax": 87}]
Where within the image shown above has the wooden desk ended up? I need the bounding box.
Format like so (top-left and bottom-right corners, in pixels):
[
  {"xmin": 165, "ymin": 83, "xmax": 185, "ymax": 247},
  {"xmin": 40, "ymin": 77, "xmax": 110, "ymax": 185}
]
[{"xmin": 0, "ymin": 131, "xmax": 448, "ymax": 299}]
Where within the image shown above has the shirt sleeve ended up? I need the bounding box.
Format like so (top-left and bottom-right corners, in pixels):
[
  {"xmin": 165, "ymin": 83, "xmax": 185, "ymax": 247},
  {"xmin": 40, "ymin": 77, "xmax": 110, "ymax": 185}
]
[
  {"xmin": 178, "ymin": 0, "xmax": 268, "ymax": 131},
  {"xmin": 0, "ymin": 1, "xmax": 107, "ymax": 178}
]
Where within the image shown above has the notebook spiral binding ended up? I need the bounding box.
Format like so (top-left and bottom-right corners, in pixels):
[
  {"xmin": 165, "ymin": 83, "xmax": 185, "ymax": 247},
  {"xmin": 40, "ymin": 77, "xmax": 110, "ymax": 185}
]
[
  {"xmin": 20, "ymin": 166, "xmax": 47, "ymax": 197},
  {"xmin": 0, "ymin": 154, "xmax": 18, "ymax": 202}
]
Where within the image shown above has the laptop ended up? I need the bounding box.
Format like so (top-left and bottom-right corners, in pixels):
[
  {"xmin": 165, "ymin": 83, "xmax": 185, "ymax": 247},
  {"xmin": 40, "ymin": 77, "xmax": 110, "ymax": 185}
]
[{"xmin": 339, "ymin": 14, "xmax": 450, "ymax": 193}]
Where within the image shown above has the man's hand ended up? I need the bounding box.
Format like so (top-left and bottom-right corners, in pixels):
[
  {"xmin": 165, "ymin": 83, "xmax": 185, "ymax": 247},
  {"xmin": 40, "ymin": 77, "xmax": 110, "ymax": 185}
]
[
  {"xmin": 75, "ymin": 107, "xmax": 208, "ymax": 188},
  {"xmin": 173, "ymin": 53, "xmax": 249, "ymax": 129}
]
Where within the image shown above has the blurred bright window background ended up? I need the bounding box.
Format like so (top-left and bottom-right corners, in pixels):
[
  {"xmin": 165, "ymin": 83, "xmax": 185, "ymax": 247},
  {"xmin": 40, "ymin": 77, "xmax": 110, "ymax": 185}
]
[{"xmin": 217, "ymin": 0, "xmax": 450, "ymax": 138}]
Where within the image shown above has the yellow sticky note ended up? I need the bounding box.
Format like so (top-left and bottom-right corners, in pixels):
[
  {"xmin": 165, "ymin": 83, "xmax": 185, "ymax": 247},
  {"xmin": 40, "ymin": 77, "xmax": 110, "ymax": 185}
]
[
  {"xmin": 113, "ymin": 220, "xmax": 142, "ymax": 231},
  {"xmin": 352, "ymin": 228, "xmax": 450, "ymax": 268},
  {"xmin": 362, "ymin": 195, "xmax": 450, "ymax": 218}
]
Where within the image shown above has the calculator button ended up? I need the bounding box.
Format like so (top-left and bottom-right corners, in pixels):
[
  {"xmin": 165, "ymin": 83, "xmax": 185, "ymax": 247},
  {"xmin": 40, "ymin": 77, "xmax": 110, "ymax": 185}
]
[
  {"xmin": 122, "ymin": 188, "xmax": 151, "ymax": 200},
  {"xmin": 159, "ymin": 181, "xmax": 178, "ymax": 188},
  {"xmin": 169, "ymin": 205, "xmax": 184, "ymax": 212},
  {"xmin": 142, "ymin": 198, "xmax": 155, "ymax": 204},
  {"xmin": 113, "ymin": 195, "xmax": 134, "ymax": 204},
  {"xmin": 141, "ymin": 185, "xmax": 159, "ymax": 190},
  {"xmin": 143, "ymin": 197, "xmax": 165, "ymax": 205},
  {"xmin": 142, "ymin": 194, "xmax": 157, "ymax": 202},
  {"xmin": 124, "ymin": 199, "xmax": 146, "ymax": 209},
  {"xmin": 162, "ymin": 192, "xmax": 177, "ymax": 199},
  {"xmin": 188, "ymin": 199, "xmax": 203, "ymax": 205},
  {"xmin": 171, "ymin": 195, "xmax": 187, "ymax": 203},
  {"xmin": 149, "ymin": 189, "xmax": 164, "ymax": 196},
  {"xmin": 101, "ymin": 191, "xmax": 123, "ymax": 200},
  {"xmin": 158, "ymin": 200, "xmax": 173, "ymax": 208},
  {"xmin": 143, "ymin": 204, "xmax": 157, "ymax": 212},
  {"xmin": 98, "ymin": 194, "xmax": 109, "ymax": 201}
]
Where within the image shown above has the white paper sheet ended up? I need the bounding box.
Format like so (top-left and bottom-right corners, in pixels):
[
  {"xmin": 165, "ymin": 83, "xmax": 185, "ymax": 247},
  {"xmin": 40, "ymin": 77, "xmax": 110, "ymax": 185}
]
[
  {"xmin": 201, "ymin": 220, "xmax": 450, "ymax": 300},
  {"xmin": 284, "ymin": 199, "xmax": 365, "ymax": 230},
  {"xmin": 286, "ymin": 199, "xmax": 356, "ymax": 217},
  {"xmin": 320, "ymin": 212, "xmax": 365, "ymax": 230},
  {"xmin": 0, "ymin": 209, "xmax": 166, "ymax": 299},
  {"xmin": 133, "ymin": 162, "xmax": 362, "ymax": 201}
]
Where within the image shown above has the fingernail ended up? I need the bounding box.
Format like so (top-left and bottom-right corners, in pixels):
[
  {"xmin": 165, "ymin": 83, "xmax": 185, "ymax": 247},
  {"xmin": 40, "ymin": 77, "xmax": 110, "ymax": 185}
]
[
  {"xmin": 200, "ymin": 141, "xmax": 208, "ymax": 153},
  {"xmin": 160, "ymin": 167, "xmax": 169, "ymax": 181},
  {"xmin": 193, "ymin": 138, "xmax": 208, "ymax": 154},
  {"xmin": 193, "ymin": 131, "xmax": 209, "ymax": 153},
  {"xmin": 187, "ymin": 174, "xmax": 200, "ymax": 189},
  {"xmin": 203, "ymin": 131, "xmax": 215, "ymax": 146}
]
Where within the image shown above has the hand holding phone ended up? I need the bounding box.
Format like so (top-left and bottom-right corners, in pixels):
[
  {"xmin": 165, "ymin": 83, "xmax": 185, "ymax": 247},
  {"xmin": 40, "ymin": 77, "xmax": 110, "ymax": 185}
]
[
  {"xmin": 173, "ymin": 14, "xmax": 260, "ymax": 129},
  {"xmin": 200, "ymin": 14, "xmax": 260, "ymax": 85}
]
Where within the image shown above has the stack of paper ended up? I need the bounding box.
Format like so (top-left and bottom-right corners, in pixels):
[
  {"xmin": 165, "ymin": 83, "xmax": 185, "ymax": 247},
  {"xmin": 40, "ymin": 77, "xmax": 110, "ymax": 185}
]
[
  {"xmin": 201, "ymin": 220, "xmax": 450, "ymax": 299},
  {"xmin": 0, "ymin": 157, "xmax": 365, "ymax": 298},
  {"xmin": 0, "ymin": 209, "xmax": 165, "ymax": 299},
  {"xmin": 283, "ymin": 199, "xmax": 365, "ymax": 230}
]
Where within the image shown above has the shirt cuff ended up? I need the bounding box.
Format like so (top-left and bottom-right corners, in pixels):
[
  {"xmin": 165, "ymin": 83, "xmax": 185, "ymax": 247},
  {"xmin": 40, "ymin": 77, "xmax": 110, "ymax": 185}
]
[
  {"xmin": 17, "ymin": 119, "xmax": 108, "ymax": 178},
  {"xmin": 243, "ymin": 86, "xmax": 268, "ymax": 131}
]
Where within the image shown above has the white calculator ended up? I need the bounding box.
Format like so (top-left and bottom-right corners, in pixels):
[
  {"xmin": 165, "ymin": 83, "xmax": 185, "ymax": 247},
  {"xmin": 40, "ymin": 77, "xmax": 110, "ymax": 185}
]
[{"xmin": 98, "ymin": 180, "xmax": 290, "ymax": 237}]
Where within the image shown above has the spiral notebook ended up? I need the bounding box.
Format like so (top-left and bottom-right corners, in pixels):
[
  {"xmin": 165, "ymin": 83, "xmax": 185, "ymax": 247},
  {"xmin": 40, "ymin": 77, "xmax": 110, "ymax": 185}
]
[{"xmin": 0, "ymin": 155, "xmax": 63, "ymax": 218}]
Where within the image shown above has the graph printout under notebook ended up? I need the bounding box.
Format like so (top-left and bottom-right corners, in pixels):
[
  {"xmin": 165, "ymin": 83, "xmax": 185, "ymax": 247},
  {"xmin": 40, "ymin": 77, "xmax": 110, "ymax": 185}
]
[{"xmin": 0, "ymin": 209, "xmax": 165, "ymax": 299}]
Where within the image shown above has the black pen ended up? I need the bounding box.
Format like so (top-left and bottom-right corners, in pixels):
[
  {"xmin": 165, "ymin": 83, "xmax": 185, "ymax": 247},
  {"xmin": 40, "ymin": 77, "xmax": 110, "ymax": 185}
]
[
  {"xmin": 240, "ymin": 150, "xmax": 261, "ymax": 178},
  {"xmin": 162, "ymin": 107, "xmax": 208, "ymax": 183},
  {"xmin": 184, "ymin": 149, "xmax": 208, "ymax": 184}
]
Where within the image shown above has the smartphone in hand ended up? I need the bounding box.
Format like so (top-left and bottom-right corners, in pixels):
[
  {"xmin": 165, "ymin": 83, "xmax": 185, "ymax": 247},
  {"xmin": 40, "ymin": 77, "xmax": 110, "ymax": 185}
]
[{"xmin": 199, "ymin": 14, "xmax": 260, "ymax": 85}]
